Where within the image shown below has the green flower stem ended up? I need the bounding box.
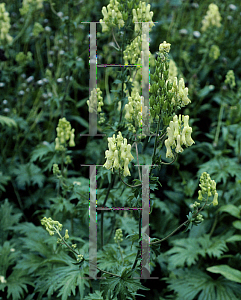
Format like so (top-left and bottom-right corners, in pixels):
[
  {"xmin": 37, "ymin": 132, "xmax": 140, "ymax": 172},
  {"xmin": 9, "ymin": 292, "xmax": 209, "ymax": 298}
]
[
  {"xmin": 150, "ymin": 201, "xmax": 208, "ymax": 245},
  {"xmin": 105, "ymin": 67, "xmax": 111, "ymax": 104},
  {"xmin": 54, "ymin": 226, "xmax": 79, "ymax": 256},
  {"xmin": 209, "ymin": 214, "xmax": 218, "ymax": 237},
  {"xmin": 11, "ymin": 180, "xmax": 27, "ymax": 220},
  {"xmin": 119, "ymin": 170, "xmax": 141, "ymax": 188},
  {"xmin": 12, "ymin": 12, "xmax": 32, "ymax": 44},
  {"xmin": 150, "ymin": 116, "xmax": 162, "ymax": 174},
  {"xmin": 61, "ymin": 151, "xmax": 65, "ymax": 177},
  {"xmin": 131, "ymin": 210, "xmax": 142, "ymax": 271},
  {"xmin": 54, "ymin": 226, "xmax": 122, "ymax": 278},
  {"xmin": 160, "ymin": 152, "xmax": 178, "ymax": 165},
  {"xmin": 61, "ymin": 75, "xmax": 71, "ymax": 118},
  {"xmin": 133, "ymin": 138, "xmax": 142, "ymax": 181},
  {"xmin": 213, "ymin": 101, "xmax": 225, "ymax": 147},
  {"xmin": 46, "ymin": 36, "xmax": 52, "ymax": 64},
  {"xmin": 112, "ymin": 28, "xmax": 120, "ymax": 50},
  {"xmin": 35, "ymin": 39, "xmax": 44, "ymax": 76},
  {"xmin": 117, "ymin": 243, "xmax": 123, "ymax": 263},
  {"xmin": 96, "ymin": 267, "xmax": 121, "ymax": 278},
  {"xmin": 49, "ymin": 0, "xmax": 59, "ymax": 16},
  {"xmin": 119, "ymin": 27, "xmax": 126, "ymax": 124},
  {"xmin": 101, "ymin": 174, "xmax": 116, "ymax": 249},
  {"xmin": 60, "ymin": 1, "xmax": 71, "ymax": 118}
]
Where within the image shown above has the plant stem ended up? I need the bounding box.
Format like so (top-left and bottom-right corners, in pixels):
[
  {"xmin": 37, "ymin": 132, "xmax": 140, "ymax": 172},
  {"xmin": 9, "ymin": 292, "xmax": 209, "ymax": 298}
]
[
  {"xmin": 133, "ymin": 138, "xmax": 142, "ymax": 181},
  {"xmin": 160, "ymin": 152, "xmax": 178, "ymax": 165},
  {"xmin": 150, "ymin": 202, "xmax": 208, "ymax": 245},
  {"xmin": 54, "ymin": 227, "xmax": 79, "ymax": 255},
  {"xmin": 150, "ymin": 116, "xmax": 162, "ymax": 174},
  {"xmin": 97, "ymin": 267, "xmax": 121, "ymax": 278},
  {"xmin": 117, "ymin": 244, "xmax": 123, "ymax": 263},
  {"xmin": 100, "ymin": 174, "xmax": 115, "ymax": 249},
  {"xmin": 61, "ymin": 1, "xmax": 71, "ymax": 118},
  {"xmin": 54, "ymin": 227, "xmax": 122, "ymax": 278},
  {"xmin": 11, "ymin": 180, "xmax": 27, "ymax": 221},
  {"xmin": 131, "ymin": 210, "xmax": 142, "ymax": 270},
  {"xmin": 12, "ymin": 12, "xmax": 32, "ymax": 44},
  {"xmin": 119, "ymin": 27, "xmax": 126, "ymax": 124},
  {"xmin": 119, "ymin": 170, "xmax": 141, "ymax": 188},
  {"xmin": 209, "ymin": 214, "xmax": 218, "ymax": 237},
  {"xmin": 35, "ymin": 39, "xmax": 44, "ymax": 76},
  {"xmin": 213, "ymin": 102, "xmax": 225, "ymax": 147}
]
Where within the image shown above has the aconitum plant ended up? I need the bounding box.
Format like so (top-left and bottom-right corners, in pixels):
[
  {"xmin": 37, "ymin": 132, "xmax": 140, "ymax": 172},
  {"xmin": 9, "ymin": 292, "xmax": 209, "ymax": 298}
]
[
  {"xmin": 4, "ymin": 0, "xmax": 241, "ymax": 299},
  {"xmin": 40, "ymin": 1, "xmax": 220, "ymax": 299}
]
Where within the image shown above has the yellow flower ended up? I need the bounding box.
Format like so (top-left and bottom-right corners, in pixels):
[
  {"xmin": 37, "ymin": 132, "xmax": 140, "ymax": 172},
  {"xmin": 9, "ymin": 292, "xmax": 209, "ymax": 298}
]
[
  {"xmin": 165, "ymin": 139, "xmax": 174, "ymax": 159},
  {"xmin": 113, "ymin": 150, "xmax": 120, "ymax": 169},
  {"xmin": 69, "ymin": 131, "xmax": 75, "ymax": 147},
  {"xmin": 159, "ymin": 41, "xmax": 171, "ymax": 53},
  {"xmin": 64, "ymin": 229, "xmax": 69, "ymax": 239},
  {"xmin": 175, "ymin": 135, "xmax": 184, "ymax": 153},
  {"xmin": 123, "ymin": 158, "xmax": 131, "ymax": 177},
  {"xmin": 213, "ymin": 192, "xmax": 218, "ymax": 206},
  {"xmin": 201, "ymin": 3, "xmax": 222, "ymax": 32}
]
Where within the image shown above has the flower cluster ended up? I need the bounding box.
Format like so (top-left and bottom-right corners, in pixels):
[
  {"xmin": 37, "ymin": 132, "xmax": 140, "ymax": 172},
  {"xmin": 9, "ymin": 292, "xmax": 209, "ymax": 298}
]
[
  {"xmin": 15, "ymin": 51, "xmax": 33, "ymax": 66},
  {"xmin": 0, "ymin": 275, "xmax": 7, "ymax": 284},
  {"xmin": 33, "ymin": 22, "xmax": 44, "ymax": 37},
  {"xmin": 159, "ymin": 41, "xmax": 171, "ymax": 53},
  {"xmin": 201, "ymin": 3, "xmax": 222, "ymax": 32},
  {"xmin": 41, "ymin": 217, "xmax": 63, "ymax": 236},
  {"xmin": 198, "ymin": 172, "xmax": 218, "ymax": 206},
  {"xmin": 225, "ymin": 70, "xmax": 236, "ymax": 89},
  {"xmin": 209, "ymin": 45, "xmax": 220, "ymax": 60},
  {"xmin": 99, "ymin": 0, "xmax": 124, "ymax": 33},
  {"xmin": 123, "ymin": 35, "xmax": 142, "ymax": 66},
  {"xmin": 132, "ymin": 2, "xmax": 154, "ymax": 32},
  {"xmin": 170, "ymin": 77, "xmax": 191, "ymax": 107},
  {"xmin": 150, "ymin": 41, "xmax": 172, "ymax": 123},
  {"xmin": 19, "ymin": 0, "xmax": 44, "ymax": 15},
  {"xmin": 87, "ymin": 88, "xmax": 104, "ymax": 113},
  {"xmin": 41, "ymin": 216, "xmax": 83, "ymax": 263},
  {"xmin": 124, "ymin": 90, "xmax": 143, "ymax": 132},
  {"xmin": 103, "ymin": 131, "xmax": 134, "ymax": 177},
  {"xmin": 168, "ymin": 59, "xmax": 178, "ymax": 82},
  {"xmin": 77, "ymin": 254, "xmax": 84, "ymax": 263},
  {"xmin": 150, "ymin": 42, "xmax": 191, "ymax": 125},
  {"xmin": 64, "ymin": 229, "xmax": 69, "ymax": 240},
  {"xmin": 187, "ymin": 173, "xmax": 218, "ymax": 228},
  {"xmin": 114, "ymin": 228, "xmax": 123, "ymax": 243},
  {"xmin": 55, "ymin": 117, "xmax": 75, "ymax": 151},
  {"xmin": 0, "ymin": 3, "xmax": 12, "ymax": 46},
  {"xmin": 53, "ymin": 163, "xmax": 61, "ymax": 177},
  {"xmin": 165, "ymin": 115, "xmax": 194, "ymax": 159}
]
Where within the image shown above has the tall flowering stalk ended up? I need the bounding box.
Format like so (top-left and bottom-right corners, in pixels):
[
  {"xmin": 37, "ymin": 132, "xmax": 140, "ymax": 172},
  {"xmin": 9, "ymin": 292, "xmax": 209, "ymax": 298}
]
[
  {"xmin": 0, "ymin": 3, "xmax": 12, "ymax": 46},
  {"xmin": 201, "ymin": 3, "xmax": 222, "ymax": 32}
]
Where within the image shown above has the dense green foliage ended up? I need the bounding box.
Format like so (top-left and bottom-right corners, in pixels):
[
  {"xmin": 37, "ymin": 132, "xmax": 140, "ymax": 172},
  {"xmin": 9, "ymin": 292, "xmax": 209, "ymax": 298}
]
[{"xmin": 1, "ymin": 0, "xmax": 241, "ymax": 299}]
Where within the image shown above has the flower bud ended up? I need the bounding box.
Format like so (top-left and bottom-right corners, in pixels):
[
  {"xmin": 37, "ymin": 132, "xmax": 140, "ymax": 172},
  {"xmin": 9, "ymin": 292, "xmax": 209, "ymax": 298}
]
[
  {"xmin": 65, "ymin": 229, "xmax": 69, "ymax": 239},
  {"xmin": 213, "ymin": 192, "xmax": 218, "ymax": 206},
  {"xmin": 69, "ymin": 133, "xmax": 75, "ymax": 147}
]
